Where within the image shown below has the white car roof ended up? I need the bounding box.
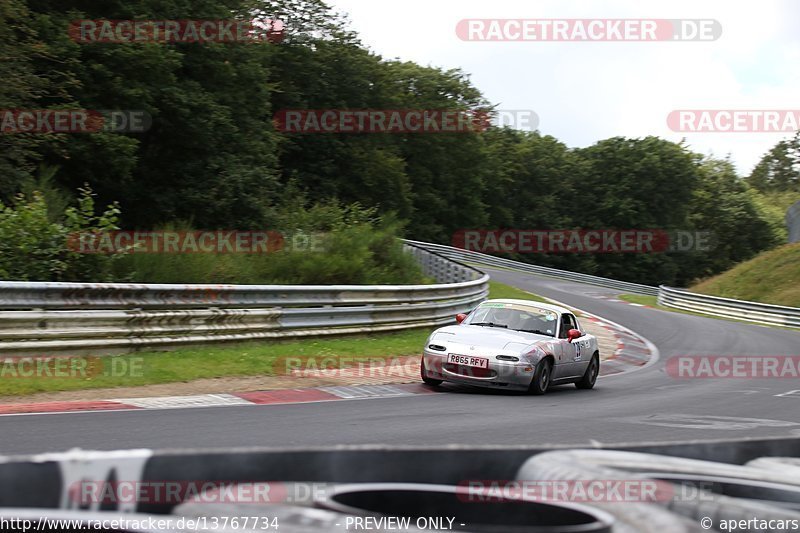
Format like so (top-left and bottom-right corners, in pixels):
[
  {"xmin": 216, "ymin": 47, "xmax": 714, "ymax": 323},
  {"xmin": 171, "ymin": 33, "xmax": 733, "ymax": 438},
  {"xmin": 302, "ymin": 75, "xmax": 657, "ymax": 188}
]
[{"xmin": 481, "ymin": 298, "xmax": 572, "ymax": 315}]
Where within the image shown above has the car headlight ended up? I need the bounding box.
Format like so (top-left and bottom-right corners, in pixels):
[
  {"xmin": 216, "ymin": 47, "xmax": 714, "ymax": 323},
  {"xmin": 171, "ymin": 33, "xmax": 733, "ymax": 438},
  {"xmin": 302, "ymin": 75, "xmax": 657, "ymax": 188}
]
[
  {"xmin": 496, "ymin": 355, "xmax": 520, "ymax": 362},
  {"xmin": 427, "ymin": 344, "xmax": 447, "ymax": 352}
]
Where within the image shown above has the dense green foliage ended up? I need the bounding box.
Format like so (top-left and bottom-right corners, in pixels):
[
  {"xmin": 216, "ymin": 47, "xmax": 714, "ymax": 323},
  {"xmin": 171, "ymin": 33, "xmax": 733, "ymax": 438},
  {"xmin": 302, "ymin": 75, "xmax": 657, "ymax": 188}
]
[
  {"xmin": 1, "ymin": 0, "xmax": 794, "ymax": 286},
  {"xmin": 114, "ymin": 203, "xmax": 425, "ymax": 284},
  {"xmin": 0, "ymin": 190, "xmax": 425, "ymax": 284},
  {"xmin": 747, "ymin": 132, "xmax": 800, "ymax": 194},
  {"xmin": 0, "ymin": 187, "xmax": 121, "ymax": 281}
]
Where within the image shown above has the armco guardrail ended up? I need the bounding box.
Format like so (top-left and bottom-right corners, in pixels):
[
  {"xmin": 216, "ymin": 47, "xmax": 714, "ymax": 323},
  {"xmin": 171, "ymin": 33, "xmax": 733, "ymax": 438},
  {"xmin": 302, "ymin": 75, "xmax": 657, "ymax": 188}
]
[
  {"xmin": 0, "ymin": 243, "xmax": 488, "ymax": 355},
  {"xmin": 788, "ymin": 200, "xmax": 800, "ymax": 244},
  {"xmin": 658, "ymin": 285, "xmax": 800, "ymax": 329},
  {"xmin": 404, "ymin": 239, "xmax": 659, "ymax": 296},
  {"xmin": 408, "ymin": 240, "xmax": 800, "ymax": 329},
  {"xmin": 3, "ymin": 238, "xmax": 796, "ymax": 355}
]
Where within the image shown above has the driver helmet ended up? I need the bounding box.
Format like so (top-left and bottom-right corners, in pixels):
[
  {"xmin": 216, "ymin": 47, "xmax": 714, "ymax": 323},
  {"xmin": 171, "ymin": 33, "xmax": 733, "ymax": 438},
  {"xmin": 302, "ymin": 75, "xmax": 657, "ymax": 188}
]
[{"xmin": 492, "ymin": 307, "xmax": 515, "ymax": 325}]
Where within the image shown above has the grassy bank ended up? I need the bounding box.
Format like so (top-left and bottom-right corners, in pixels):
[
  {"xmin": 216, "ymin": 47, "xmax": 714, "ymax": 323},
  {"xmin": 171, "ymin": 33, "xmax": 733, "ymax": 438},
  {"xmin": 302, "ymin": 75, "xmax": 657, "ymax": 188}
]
[{"xmin": 691, "ymin": 243, "xmax": 800, "ymax": 307}]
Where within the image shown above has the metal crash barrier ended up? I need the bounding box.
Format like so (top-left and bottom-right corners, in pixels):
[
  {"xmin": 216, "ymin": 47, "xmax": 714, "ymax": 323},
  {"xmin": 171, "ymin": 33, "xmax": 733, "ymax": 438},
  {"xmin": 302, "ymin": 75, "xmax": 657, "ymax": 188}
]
[{"xmin": 0, "ymin": 243, "xmax": 489, "ymax": 355}]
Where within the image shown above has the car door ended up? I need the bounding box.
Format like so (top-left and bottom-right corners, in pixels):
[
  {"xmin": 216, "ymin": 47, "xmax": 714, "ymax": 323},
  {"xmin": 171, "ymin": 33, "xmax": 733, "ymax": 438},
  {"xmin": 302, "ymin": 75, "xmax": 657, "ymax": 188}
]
[
  {"xmin": 571, "ymin": 316, "xmax": 593, "ymax": 378},
  {"xmin": 555, "ymin": 313, "xmax": 582, "ymax": 379}
]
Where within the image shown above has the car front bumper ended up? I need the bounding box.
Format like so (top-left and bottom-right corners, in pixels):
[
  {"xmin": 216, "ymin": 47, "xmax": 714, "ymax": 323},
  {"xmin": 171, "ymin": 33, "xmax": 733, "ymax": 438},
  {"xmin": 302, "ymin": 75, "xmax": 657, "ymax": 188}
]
[{"xmin": 422, "ymin": 351, "xmax": 535, "ymax": 392}]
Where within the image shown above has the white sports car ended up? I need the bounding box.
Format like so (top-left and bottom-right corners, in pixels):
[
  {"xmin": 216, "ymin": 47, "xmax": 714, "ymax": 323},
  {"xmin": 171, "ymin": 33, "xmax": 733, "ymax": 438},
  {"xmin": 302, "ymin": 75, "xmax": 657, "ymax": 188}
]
[{"xmin": 421, "ymin": 299, "xmax": 600, "ymax": 394}]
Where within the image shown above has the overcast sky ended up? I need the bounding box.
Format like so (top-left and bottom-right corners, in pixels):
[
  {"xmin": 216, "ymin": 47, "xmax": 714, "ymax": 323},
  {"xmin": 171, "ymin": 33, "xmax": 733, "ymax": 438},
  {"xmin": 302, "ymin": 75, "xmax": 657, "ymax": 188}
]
[{"xmin": 324, "ymin": 0, "xmax": 800, "ymax": 175}]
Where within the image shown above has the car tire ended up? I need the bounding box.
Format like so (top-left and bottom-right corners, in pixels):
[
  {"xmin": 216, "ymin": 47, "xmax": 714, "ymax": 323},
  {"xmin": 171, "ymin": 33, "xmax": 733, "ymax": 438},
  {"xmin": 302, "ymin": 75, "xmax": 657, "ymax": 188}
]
[
  {"xmin": 517, "ymin": 449, "xmax": 800, "ymax": 531},
  {"xmin": 528, "ymin": 359, "xmax": 552, "ymax": 395},
  {"xmin": 575, "ymin": 353, "xmax": 599, "ymax": 390},
  {"xmin": 420, "ymin": 360, "xmax": 443, "ymax": 387}
]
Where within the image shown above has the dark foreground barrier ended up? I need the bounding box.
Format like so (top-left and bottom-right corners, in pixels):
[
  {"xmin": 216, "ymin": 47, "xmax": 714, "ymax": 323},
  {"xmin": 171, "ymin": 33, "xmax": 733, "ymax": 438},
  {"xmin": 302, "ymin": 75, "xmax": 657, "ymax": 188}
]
[{"xmin": 1, "ymin": 437, "xmax": 799, "ymax": 532}]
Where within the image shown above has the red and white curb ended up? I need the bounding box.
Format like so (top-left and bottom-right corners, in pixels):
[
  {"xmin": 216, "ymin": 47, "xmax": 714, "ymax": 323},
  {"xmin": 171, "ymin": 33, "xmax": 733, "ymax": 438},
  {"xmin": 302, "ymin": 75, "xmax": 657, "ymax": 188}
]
[
  {"xmin": 576, "ymin": 312, "xmax": 658, "ymax": 377},
  {"xmin": 537, "ymin": 295, "xmax": 659, "ymax": 377},
  {"xmin": 0, "ymin": 384, "xmax": 438, "ymax": 417}
]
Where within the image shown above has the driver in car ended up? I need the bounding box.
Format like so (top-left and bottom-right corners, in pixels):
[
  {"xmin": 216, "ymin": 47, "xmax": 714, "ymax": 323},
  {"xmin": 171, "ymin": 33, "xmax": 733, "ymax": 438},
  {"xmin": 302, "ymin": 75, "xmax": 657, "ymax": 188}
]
[
  {"xmin": 490, "ymin": 307, "xmax": 518, "ymax": 329},
  {"xmin": 516, "ymin": 312, "xmax": 557, "ymax": 336}
]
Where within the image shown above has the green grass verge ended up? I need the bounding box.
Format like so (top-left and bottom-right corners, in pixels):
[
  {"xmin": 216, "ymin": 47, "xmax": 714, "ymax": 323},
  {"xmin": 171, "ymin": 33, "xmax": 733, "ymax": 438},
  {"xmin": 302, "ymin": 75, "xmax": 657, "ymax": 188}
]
[
  {"xmin": 0, "ymin": 281, "xmax": 546, "ymax": 398},
  {"xmin": 488, "ymin": 280, "xmax": 548, "ymax": 302},
  {"xmin": 488, "ymin": 280, "xmax": 583, "ymax": 315},
  {"xmin": 0, "ymin": 329, "xmax": 431, "ymax": 398},
  {"xmin": 618, "ymin": 292, "xmax": 741, "ymax": 322},
  {"xmin": 617, "ymin": 294, "xmax": 658, "ymax": 307},
  {"xmin": 616, "ymin": 293, "xmax": 797, "ymax": 331}
]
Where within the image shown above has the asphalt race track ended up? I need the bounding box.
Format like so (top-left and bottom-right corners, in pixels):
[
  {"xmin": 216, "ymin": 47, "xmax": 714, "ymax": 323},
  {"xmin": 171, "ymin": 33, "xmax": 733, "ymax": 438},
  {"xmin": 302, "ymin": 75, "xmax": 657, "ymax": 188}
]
[{"xmin": 1, "ymin": 268, "xmax": 799, "ymax": 455}]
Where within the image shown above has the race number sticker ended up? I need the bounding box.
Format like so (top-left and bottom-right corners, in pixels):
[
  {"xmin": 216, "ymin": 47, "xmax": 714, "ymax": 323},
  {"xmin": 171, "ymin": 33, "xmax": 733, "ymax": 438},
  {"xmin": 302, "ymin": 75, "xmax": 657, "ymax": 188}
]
[{"xmin": 575, "ymin": 342, "xmax": 582, "ymax": 361}]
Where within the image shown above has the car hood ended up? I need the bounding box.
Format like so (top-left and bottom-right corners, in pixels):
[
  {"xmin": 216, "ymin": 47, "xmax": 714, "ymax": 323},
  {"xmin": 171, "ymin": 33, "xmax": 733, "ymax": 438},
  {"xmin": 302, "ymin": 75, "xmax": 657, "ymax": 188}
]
[{"xmin": 431, "ymin": 325, "xmax": 554, "ymax": 353}]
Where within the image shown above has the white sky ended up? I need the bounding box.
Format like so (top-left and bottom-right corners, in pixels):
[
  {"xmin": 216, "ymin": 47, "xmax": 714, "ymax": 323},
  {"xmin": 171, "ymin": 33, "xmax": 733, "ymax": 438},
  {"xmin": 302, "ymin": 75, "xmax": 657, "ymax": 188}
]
[{"xmin": 324, "ymin": 0, "xmax": 800, "ymax": 174}]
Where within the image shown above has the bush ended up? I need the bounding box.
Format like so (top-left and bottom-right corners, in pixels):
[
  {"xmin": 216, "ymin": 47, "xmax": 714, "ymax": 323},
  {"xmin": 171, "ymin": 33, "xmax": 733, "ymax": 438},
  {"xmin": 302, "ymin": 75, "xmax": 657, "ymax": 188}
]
[
  {"xmin": 0, "ymin": 186, "xmax": 121, "ymax": 282},
  {"xmin": 1, "ymin": 189, "xmax": 426, "ymax": 285},
  {"xmin": 115, "ymin": 202, "xmax": 427, "ymax": 285}
]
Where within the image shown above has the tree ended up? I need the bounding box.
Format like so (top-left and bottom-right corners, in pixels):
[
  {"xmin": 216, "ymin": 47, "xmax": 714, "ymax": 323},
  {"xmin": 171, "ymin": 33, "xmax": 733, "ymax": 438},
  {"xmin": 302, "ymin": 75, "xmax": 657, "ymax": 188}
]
[
  {"xmin": 0, "ymin": 0, "xmax": 61, "ymax": 201},
  {"xmin": 569, "ymin": 137, "xmax": 699, "ymax": 284},
  {"xmin": 24, "ymin": 0, "xmax": 283, "ymax": 228},
  {"xmin": 684, "ymin": 157, "xmax": 781, "ymax": 282},
  {"xmin": 747, "ymin": 133, "xmax": 800, "ymax": 193}
]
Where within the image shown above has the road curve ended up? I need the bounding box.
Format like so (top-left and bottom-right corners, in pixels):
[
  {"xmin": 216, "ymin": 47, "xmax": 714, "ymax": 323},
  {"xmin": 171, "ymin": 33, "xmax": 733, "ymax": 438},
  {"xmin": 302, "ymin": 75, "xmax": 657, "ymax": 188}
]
[{"xmin": 1, "ymin": 267, "xmax": 798, "ymax": 455}]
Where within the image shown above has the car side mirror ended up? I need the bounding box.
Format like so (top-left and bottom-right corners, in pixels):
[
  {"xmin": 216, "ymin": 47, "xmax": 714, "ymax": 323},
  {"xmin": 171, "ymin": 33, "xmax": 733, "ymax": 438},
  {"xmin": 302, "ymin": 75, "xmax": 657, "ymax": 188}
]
[
  {"xmin": 456, "ymin": 313, "xmax": 467, "ymax": 324},
  {"xmin": 567, "ymin": 329, "xmax": 582, "ymax": 342}
]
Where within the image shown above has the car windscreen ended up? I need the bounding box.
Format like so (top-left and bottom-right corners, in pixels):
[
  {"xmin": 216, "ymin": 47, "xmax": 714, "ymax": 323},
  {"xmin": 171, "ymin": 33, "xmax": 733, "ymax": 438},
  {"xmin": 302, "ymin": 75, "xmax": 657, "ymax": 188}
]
[{"xmin": 465, "ymin": 303, "xmax": 558, "ymax": 336}]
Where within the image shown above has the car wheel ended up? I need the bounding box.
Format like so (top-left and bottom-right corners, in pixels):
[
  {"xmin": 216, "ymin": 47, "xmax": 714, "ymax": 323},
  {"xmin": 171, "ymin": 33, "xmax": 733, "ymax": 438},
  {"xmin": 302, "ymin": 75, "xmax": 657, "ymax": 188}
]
[
  {"xmin": 575, "ymin": 353, "xmax": 599, "ymax": 390},
  {"xmin": 420, "ymin": 360, "xmax": 443, "ymax": 387},
  {"xmin": 528, "ymin": 359, "xmax": 552, "ymax": 395}
]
